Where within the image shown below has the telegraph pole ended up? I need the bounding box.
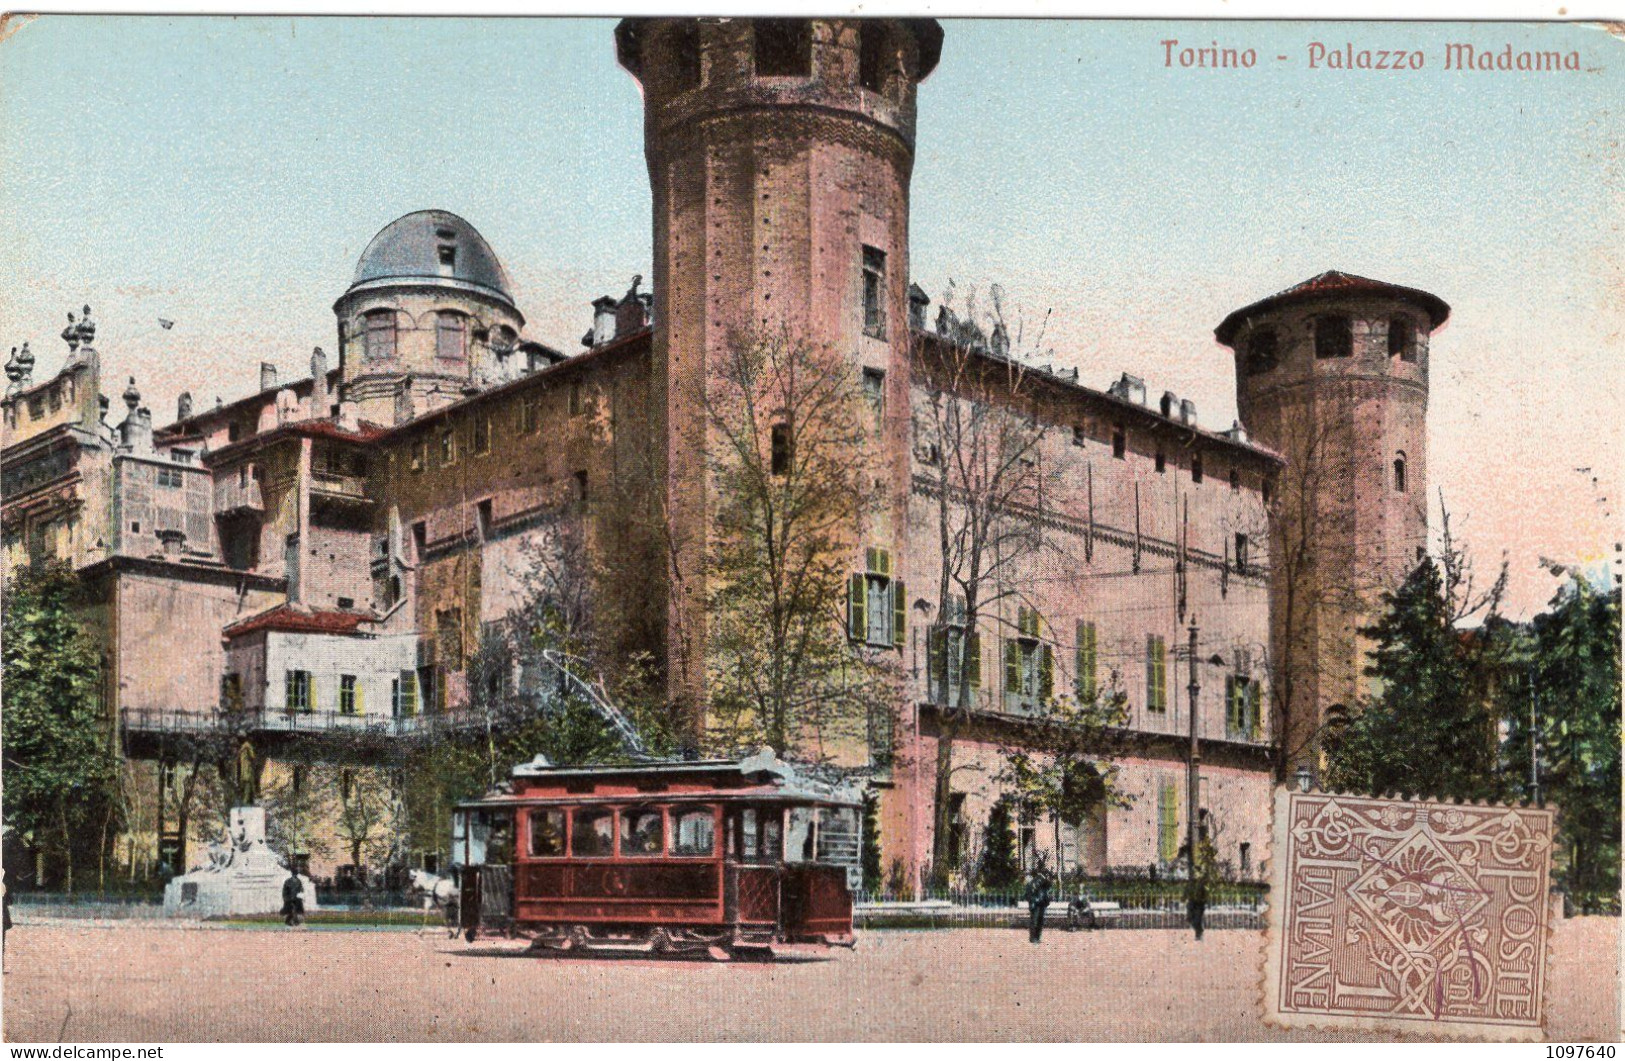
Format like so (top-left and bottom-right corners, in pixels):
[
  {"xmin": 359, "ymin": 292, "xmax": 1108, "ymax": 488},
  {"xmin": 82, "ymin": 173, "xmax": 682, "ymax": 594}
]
[
  {"xmin": 1529, "ymin": 667, "xmax": 1541, "ymax": 805},
  {"xmin": 1186, "ymin": 618, "xmax": 1201, "ymax": 878}
]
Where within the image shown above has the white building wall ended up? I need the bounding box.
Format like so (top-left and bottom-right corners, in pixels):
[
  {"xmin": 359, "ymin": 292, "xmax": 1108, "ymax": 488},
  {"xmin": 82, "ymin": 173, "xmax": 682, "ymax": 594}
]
[{"xmin": 262, "ymin": 630, "xmax": 418, "ymax": 716}]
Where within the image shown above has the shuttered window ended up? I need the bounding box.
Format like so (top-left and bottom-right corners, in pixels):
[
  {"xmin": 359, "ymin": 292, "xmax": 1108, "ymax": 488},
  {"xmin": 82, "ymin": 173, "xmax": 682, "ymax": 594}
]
[
  {"xmin": 847, "ymin": 548, "xmax": 903, "ymax": 649},
  {"xmin": 285, "ymin": 670, "xmax": 313, "ymax": 714},
  {"xmin": 1146, "ymin": 635, "xmax": 1168, "ymax": 713},
  {"xmin": 1157, "ymin": 779, "xmax": 1180, "ymax": 865},
  {"xmin": 1075, "ymin": 621, "xmax": 1097, "ymax": 703}
]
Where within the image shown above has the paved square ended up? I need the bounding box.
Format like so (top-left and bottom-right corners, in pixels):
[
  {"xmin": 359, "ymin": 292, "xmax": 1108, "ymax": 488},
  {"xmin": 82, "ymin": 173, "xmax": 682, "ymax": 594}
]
[{"xmin": 2, "ymin": 916, "xmax": 1613, "ymax": 1041}]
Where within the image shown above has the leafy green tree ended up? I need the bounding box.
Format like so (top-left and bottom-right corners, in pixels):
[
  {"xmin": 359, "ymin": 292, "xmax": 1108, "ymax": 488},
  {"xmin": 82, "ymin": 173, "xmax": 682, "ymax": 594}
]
[
  {"xmin": 1, "ymin": 560, "xmax": 120, "ymax": 892},
  {"xmin": 994, "ymin": 682, "xmax": 1132, "ymax": 876},
  {"xmin": 702, "ymin": 326, "xmax": 890, "ymax": 759},
  {"xmin": 860, "ymin": 789, "xmax": 883, "ymax": 892},
  {"xmin": 1500, "ymin": 575, "xmax": 1621, "ymax": 907},
  {"xmin": 977, "ymin": 797, "xmax": 1021, "ymax": 891},
  {"xmin": 1324, "ymin": 556, "xmax": 1505, "ymax": 801}
]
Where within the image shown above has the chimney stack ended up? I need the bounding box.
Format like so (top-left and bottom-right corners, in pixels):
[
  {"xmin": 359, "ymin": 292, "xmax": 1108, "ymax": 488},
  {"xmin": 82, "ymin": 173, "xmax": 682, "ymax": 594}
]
[
  {"xmin": 590, "ymin": 296, "xmax": 617, "ymax": 347},
  {"xmin": 176, "ymin": 391, "xmax": 193, "ymax": 422},
  {"xmin": 310, "ymin": 347, "xmax": 330, "ymax": 417},
  {"xmin": 1180, "ymin": 398, "xmax": 1197, "ymax": 426},
  {"xmin": 1109, "ymin": 373, "xmax": 1147, "ymax": 406},
  {"xmin": 260, "ymin": 362, "xmax": 278, "ymax": 391}
]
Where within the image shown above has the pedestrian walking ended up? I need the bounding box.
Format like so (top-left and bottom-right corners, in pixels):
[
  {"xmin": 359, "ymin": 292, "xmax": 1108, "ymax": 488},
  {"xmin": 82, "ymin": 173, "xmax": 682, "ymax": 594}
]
[
  {"xmin": 2, "ymin": 866, "xmax": 12, "ymax": 949},
  {"xmin": 281, "ymin": 868, "xmax": 306, "ymax": 927},
  {"xmin": 1186, "ymin": 836, "xmax": 1218, "ymax": 941},
  {"xmin": 1024, "ymin": 861, "xmax": 1053, "ymax": 944}
]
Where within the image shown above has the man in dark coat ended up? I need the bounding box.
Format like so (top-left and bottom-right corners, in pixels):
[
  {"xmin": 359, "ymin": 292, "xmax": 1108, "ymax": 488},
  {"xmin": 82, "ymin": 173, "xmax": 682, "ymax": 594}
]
[
  {"xmin": 1024, "ymin": 862, "xmax": 1053, "ymax": 944},
  {"xmin": 1186, "ymin": 837, "xmax": 1218, "ymax": 941},
  {"xmin": 281, "ymin": 869, "xmax": 306, "ymax": 927}
]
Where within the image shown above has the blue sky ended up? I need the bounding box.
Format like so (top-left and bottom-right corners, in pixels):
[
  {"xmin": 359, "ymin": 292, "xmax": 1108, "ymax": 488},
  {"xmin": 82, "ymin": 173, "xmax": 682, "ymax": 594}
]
[{"xmin": 2, "ymin": 16, "xmax": 1619, "ymax": 615}]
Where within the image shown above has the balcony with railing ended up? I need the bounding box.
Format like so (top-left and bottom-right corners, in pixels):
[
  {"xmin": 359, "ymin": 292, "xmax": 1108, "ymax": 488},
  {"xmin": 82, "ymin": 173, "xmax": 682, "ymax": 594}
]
[{"xmin": 119, "ymin": 706, "xmax": 487, "ymax": 742}]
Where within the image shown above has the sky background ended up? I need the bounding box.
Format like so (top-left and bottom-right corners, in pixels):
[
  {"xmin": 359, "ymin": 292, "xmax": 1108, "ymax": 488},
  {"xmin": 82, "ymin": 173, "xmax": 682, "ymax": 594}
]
[{"xmin": 1, "ymin": 16, "xmax": 1619, "ymax": 618}]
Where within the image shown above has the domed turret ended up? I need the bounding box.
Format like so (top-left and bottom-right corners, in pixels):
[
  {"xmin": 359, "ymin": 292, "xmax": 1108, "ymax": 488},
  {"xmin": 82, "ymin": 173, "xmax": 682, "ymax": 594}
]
[
  {"xmin": 348, "ymin": 210, "xmax": 516, "ymax": 309},
  {"xmin": 334, "ymin": 210, "xmax": 526, "ymax": 425}
]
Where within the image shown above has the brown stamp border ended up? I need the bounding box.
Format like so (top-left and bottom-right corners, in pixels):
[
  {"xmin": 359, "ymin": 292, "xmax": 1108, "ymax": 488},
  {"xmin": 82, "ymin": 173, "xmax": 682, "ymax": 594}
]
[{"xmin": 1261, "ymin": 786, "xmax": 1558, "ymax": 1041}]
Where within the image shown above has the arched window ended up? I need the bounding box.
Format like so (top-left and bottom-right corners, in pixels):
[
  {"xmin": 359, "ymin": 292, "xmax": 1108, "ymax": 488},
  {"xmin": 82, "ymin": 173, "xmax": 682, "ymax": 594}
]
[
  {"xmin": 1393, "ymin": 451, "xmax": 1407, "ymax": 493},
  {"xmin": 1245, "ymin": 327, "xmax": 1278, "ymax": 375},
  {"xmin": 363, "ymin": 310, "xmax": 396, "ymax": 360},
  {"xmin": 754, "ymin": 19, "xmax": 811, "ymax": 77},
  {"xmin": 436, "ymin": 312, "xmax": 467, "ymax": 362},
  {"xmin": 859, "ymin": 22, "xmax": 891, "ymax": 92},
  {"xmin": 1388, "ymin": 316, "xmax": 1416, "ymax": 361},
  {"xmin": 1315, "ymin": 314, "xmax": 1353, "ymax": 359}
]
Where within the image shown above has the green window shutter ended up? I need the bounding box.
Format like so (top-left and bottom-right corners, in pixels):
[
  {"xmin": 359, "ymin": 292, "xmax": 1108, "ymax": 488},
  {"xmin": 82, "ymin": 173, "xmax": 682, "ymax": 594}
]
[
  {"xmin": 966, "ymin": 633, "xmax": 981, "ymax": 688},
  {"xmin": 1225, "ymin": 676, "xmax": 1237, "ymax": 733},
  {"xmin": 1039, "ymin": 643, "xmax": 1054, "ymax": 702},
  {"xmin": 848, "ymin": 573, "xmax": 866, "ymax": 640},
  {"xmin": 1249, "ymin": 680, "xmax": 1263, "ymax": 739},
  {"xmin": 865, "ymin": 546, "xmax": 878, "ymax": 573},
  {"xmin": 1157, "ymin": 636, "xmax": 1170, "ymax": 711},
  {"xmin": 309, "ymin": 673, "xmax": 317, "ymax": 714},
  {"xmin": 1077, "ymin": 621, "xmax": 1097, "ymax": 702},
  {"xmin": 1004, "ymin": 639, "xmax": 1020, "ymax": 694},
  {"xmin": 892, "ymin": 579, "xmax": 906, "ymax": 648},
  {"xmin": 1158, "ymin": 779, "xmax": 1180, "ymax": 864},
  {"xmin": 1146, "ymin": 637, "xmax": 1160, "ymax": 711},
  {"xmin": 928, "ymin": 627, "xmax": 946, "ymax": 697}
]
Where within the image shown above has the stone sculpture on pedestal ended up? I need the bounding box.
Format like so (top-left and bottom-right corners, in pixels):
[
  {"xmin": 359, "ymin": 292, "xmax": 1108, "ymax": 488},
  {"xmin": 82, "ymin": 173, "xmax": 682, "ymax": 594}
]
[{"xmin": 163, "ymin": 806, "xmax": 317, "ymax": 918}]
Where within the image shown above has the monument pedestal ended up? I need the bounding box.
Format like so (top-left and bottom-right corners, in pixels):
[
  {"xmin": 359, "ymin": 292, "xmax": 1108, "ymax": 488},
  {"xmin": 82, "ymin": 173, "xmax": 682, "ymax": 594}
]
[{"xmin": 163, "ymin": 807, "xmax": 317, "ymax": 918}]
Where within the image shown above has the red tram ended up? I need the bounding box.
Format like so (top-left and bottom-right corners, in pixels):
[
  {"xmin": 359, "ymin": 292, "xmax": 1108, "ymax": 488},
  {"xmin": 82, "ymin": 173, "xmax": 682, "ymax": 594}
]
[{"xmin": 454, "ymin": 752, "xmax": 861, "ymax": 957}]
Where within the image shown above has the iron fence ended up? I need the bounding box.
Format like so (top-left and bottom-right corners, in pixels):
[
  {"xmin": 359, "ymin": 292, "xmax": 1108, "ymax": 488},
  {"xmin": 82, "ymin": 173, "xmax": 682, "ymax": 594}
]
[
  {"xmin": 854, "ymin": 881, "xmax": 1269, "ymax": 912},
  {"xmin": 120, "ymin": 706, "xmax": 489, "ymax": 740}
]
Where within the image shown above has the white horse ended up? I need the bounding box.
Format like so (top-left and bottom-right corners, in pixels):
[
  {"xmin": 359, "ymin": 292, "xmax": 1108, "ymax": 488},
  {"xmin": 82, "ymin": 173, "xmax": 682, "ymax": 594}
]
[{"xmin": 407, "ymin": 868, "xmax": 460, "ymax": 937}]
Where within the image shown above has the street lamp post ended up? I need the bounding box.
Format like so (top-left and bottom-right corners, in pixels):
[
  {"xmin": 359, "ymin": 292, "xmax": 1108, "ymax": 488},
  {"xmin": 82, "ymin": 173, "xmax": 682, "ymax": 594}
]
[{"xmin": 1186, "ymin": 620, "xmax": 1200, "ymax": 880}]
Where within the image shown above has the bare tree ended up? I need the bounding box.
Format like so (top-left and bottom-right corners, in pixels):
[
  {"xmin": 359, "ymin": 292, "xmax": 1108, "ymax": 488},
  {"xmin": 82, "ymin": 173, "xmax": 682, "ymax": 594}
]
[
  {"xmin": 702, "ymin": 326, "xmax": 891, "ymax": 759},
  {"xmin": 1255, "ymin": 415, "xmax": 1368, "ymax": 780},
  {"xmin": 914, "ymin": 286, "xmax": 1073, "ymax": 885}
]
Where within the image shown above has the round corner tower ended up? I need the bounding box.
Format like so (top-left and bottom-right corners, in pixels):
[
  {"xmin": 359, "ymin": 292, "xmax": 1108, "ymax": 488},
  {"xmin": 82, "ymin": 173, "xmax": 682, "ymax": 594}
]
[
  {"xmin": 616, "ymin": 17, "xmax": 942, "ymax": 721},
  {"xmin": 1215, "ymin": 271, "xmax": 1449, "ymax": 777}
]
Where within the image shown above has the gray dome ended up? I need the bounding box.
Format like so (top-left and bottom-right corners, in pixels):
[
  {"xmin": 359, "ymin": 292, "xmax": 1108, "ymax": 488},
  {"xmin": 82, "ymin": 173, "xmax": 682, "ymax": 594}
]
[{"xmin": 348, "ymin": 210, "xmax": 515, "ymax": 306}]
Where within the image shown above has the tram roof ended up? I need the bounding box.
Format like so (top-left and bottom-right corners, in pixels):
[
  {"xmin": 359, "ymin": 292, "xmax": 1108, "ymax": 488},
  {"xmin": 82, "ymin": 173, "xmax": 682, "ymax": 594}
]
[{"xmin": 454, "ymin": 751, "xmax": 862, "ymax": 810}]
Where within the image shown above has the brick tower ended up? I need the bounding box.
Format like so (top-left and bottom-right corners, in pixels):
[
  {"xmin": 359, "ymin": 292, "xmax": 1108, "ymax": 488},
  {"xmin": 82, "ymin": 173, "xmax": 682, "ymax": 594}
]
[
  {"xmin": 616, "ymin": 18, "xmax": 943, "ymax": 724},
  {"xmin": 1216, "ymin": 272, "xmax": 1450, "ymax": 779}
]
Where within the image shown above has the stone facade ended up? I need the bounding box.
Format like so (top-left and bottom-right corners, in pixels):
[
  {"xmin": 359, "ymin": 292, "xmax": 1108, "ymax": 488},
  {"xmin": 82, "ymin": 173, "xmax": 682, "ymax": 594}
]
[
  {"xmin": 1217, "ymin": 274, "xmax": 1447, "ymax": 779},
  {"xmin": 0, "ymin": 18, "xmax": 1440, "ymax": 891}
]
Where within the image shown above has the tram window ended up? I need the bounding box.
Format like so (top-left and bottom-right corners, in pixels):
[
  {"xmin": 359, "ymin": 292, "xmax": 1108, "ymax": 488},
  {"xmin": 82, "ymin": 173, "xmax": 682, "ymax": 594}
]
[
  {"xmin": 740, "ymin": 808, "xmax": 760, "ymax": 859},
  {"xmin": 786, "ymin": 807, "xmax": 817, "ymax": 863},
  {"xmin": 762, "ymin": 814, "xmax": 782, "ymax": 861},
  {"xmin": 671, "ymin": 809, "xmax": 716, "ymax": 857},
  {"xmin": 571, "ymin": 809, "xmax": 615, "ymax": 857},
  {"xmin": 621, "ymin": 808, "xmax": 664, "ymax": 856},
  {"xmin": 818, "ymin": 806, "xmax": 859, "ymax": 864},
  {"xmin": 528, "ymin": 809, "xmax": 565, "ymax": 858}
]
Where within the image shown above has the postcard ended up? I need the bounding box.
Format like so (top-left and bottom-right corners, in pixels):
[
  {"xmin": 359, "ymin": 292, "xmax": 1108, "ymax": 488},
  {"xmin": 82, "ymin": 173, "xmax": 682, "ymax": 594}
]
[{"xmin": 0, "ymin": 13, "xmax": 1618, "ymax": 1045}]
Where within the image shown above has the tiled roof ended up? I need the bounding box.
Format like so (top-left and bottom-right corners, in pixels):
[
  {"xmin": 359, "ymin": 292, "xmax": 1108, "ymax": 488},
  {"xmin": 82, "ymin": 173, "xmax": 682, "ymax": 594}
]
[
  {"xmin": 223, "ymin": 603, "xmax": 372, "ymax": 638},
  {"xmin": 1214, "ymin": 271, "xmax": 1450, "ymax": 344}
]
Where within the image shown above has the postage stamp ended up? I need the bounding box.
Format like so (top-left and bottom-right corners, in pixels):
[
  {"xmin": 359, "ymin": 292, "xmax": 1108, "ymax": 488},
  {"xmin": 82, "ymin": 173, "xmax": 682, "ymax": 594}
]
[{"xmin": 1265, "ymin": 788, "xmax": 1557, "ymax": 1039}]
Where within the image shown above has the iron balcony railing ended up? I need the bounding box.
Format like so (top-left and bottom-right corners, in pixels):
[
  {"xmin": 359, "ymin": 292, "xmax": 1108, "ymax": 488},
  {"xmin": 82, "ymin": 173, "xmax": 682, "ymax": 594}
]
[{"xmin": 119, "ymin": 706, "xmax": 488, "ymax": 739}]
